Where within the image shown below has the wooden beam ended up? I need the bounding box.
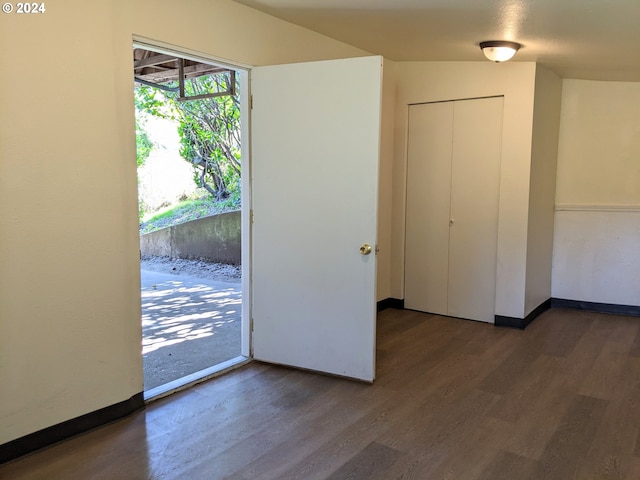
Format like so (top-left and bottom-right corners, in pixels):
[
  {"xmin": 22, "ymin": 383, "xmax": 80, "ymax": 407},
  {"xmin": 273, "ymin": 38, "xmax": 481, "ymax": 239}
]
[
  {"xmin": 178, "ymin": 59, "xmax": 185, "ymax": 98},
  {"xmin": 176, "ymin": 90, "xmax": 234, "ymax": 102},
  {"xmin": 136, "ymin": 64, "xmax": 231, "ymax": 84},
  {"xmin": 133, "ymin": 54, "xmax": 178, "ymax": 69}
]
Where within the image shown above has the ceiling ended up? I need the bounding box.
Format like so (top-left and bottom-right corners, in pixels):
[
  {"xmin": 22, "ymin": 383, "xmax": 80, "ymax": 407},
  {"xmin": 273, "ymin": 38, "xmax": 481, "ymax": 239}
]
[{"xmin": 232, "ymin": 0, "xmax": 640, "ymax": 81}]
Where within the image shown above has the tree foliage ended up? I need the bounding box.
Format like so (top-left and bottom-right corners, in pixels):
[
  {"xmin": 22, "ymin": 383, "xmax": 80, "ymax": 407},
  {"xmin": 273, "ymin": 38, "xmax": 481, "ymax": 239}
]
[
  {"xmin": 135, "ymin": 118, "xmax": 154, "ymax": 167},
  {"xmin": 134, "ymin": 71, "xmax": 241, "ymax": 202}
]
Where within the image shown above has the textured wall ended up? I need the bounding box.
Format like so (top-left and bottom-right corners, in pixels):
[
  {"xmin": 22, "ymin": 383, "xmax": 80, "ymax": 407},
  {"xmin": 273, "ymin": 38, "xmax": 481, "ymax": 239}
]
[{"xmin": 140, "ymin": 211, "xmax": 241, "ymax": 265}]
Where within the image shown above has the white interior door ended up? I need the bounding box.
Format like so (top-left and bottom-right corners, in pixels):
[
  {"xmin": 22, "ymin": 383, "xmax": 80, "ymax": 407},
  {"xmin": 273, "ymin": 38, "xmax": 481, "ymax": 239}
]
[
  {"xmin": 405, "ymin": 102, "xmax": 453, "ymax": 314},
  {"xmin": 404, "ymin": 97, "xmax": 503, "ymax": 324},
  {"xmin": 251, "ymin": 56, "xmax": 382, "ymax": 382},
  {"xmin": 447, "ymin": 97, "xmax": 503, "ymax": 323}
]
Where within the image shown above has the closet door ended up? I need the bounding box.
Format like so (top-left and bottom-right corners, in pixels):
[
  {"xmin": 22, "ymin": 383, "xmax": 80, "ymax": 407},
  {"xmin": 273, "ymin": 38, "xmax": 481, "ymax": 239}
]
[
  {"xmin": 404, "ymin": 102, "xmax": 453, "ymax": 314},
  {"xmin": 447, "ymin": 97, "xmax": 503, "ymax": 323},
  {"xmin": 404, "ymin": 97, "xmax": 503, "ymax": 323}
]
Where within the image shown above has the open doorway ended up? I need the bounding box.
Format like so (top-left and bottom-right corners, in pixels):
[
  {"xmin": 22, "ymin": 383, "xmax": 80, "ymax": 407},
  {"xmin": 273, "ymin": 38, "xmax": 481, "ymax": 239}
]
[{"xmin": 132, "ymin": 44, "xmax": 249, "ymax": 399}]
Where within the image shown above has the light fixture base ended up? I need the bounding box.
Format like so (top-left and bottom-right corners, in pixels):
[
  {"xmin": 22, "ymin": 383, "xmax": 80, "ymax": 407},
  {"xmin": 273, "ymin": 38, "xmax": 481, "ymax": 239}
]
[{"xmin": 479, "ymin": 41, "xmax": 522, "ymax": 63}]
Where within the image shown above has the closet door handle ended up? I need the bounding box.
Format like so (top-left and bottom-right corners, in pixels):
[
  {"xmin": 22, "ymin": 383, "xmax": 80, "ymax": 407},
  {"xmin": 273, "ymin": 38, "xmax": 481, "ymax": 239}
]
[{"xmin": 449, "ymin": 219, "xmax": 455, "ymax": 226}]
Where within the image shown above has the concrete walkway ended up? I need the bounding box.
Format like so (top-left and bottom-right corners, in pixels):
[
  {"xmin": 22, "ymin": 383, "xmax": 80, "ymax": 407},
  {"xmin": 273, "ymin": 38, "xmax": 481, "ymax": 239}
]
[{"xmin": 141, "ymin": 269, "xmax": 241, "ymax": 390}]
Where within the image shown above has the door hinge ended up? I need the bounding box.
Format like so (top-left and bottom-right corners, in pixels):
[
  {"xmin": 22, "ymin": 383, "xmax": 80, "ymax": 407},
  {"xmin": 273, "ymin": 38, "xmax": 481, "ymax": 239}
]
[
  {"xmin": 250, "ymin": 209, "xmax": 254, "ymax": 224},
  {"xmin": 250, "ymin": 95, "xmax": 254, "ymax": 109}
]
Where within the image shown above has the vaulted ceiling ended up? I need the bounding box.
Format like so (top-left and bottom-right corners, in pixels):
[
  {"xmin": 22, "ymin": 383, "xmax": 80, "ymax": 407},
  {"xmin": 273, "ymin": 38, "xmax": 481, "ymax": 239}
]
[{"xmin": 232, "ymin": 0, "xmax": 640, "ymax": 81}]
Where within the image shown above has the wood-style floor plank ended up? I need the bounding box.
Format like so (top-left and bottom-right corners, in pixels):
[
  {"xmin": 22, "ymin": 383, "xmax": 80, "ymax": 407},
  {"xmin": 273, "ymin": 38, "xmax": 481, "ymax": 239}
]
[
  {"xmin": 324, "ymin": 442, "xmax": 401, "ymax": 480},
  {"xmin": 577, "ymin": 355, "xmax": 640, "ymax": 479},
  {"xmin": 628, "ymin": 322, "xmax": 640, "ymax": 358},
  {"xmin": 476, "ymin": 450, "xmax": 539, "ymax": 480},
  {"xmin": 532, "ymin": 394, "xmax": 609, "ymax": 480},
  {"xmin": 3, "ymin": 308, "xmax": 640, "ymax": 479}
]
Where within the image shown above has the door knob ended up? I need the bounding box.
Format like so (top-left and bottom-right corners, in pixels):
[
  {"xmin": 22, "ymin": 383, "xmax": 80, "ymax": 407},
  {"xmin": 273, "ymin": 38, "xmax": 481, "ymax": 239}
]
[
  {"xmin": 449, "ymin": 218, "xmax": 455, "ymax": 225},
  {"xmin": 360, "ymin": 244, "xmax": 372, "ymax": 255}
]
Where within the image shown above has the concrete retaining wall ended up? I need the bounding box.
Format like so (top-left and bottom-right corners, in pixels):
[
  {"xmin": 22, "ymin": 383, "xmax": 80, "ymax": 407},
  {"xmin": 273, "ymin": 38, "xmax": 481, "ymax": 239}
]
[{"xmin": 140, "ymin": 210, "xmax": 241, "ymax": 265}]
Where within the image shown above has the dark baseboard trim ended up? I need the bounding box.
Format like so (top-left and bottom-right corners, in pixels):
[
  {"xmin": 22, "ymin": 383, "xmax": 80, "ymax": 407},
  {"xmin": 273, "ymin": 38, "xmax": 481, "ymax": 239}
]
[
  {"xmin": 0, "ymin": 392, "xmax": 144, "ymax": 464},
  {"xmin": 551, "ymin": 298, "xmax": 640, "ymax": 317},
  {"xmin": 495, "ymin": 298, "xmax": 551, "ymax": 330},
  {"xmin": 377, "ymin": 298, "xmax": 405, "ymax": 311}
]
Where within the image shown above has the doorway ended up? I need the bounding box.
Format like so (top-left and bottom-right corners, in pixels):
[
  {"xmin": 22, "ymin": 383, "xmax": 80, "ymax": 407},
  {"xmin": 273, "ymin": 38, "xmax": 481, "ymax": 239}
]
[
  {"xmin": 132, "ymin": 42, "xmax": 251, "ymax": 399},
  {"xmin": 133, "ymin": 50, "xmax": 383, "ymax": 389}
]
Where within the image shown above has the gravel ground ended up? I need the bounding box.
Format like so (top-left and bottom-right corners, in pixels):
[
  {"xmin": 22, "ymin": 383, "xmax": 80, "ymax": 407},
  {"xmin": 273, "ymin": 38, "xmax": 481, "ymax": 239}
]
[{"xmin": 140, "ymin": 255, "xmax": 241, "ymax": 282}]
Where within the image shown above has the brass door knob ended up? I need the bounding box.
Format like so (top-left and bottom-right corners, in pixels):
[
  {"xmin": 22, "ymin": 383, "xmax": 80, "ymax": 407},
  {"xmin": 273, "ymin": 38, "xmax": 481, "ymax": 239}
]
[{"xmin": 360, "ymin": 244, "xmax": 372, "ymax": 255}]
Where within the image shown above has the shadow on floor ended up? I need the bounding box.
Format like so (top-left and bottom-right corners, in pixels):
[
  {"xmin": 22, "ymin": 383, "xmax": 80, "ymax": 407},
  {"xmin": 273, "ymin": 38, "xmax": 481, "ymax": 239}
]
[{"xmin": 141, "ymin": 269, "xmax": 241, "ymax": 390}]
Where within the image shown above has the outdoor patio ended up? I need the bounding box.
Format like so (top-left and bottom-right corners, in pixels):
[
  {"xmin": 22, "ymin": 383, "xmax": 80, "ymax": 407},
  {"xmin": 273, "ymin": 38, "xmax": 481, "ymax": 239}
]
[{"xmin": 140, "ymin": 265, "xmax": 242, "ymax": 391}]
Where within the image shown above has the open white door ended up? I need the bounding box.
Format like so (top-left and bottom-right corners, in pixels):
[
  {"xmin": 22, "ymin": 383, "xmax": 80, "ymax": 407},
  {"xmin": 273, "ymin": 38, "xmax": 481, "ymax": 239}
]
[{"xmin": 251, "ymin": 56, "xmax": 382, "ymax": 382}]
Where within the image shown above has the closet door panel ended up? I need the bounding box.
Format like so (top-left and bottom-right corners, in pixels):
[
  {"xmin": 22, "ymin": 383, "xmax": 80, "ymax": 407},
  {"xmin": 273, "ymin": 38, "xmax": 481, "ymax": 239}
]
[
  {"xmin": 404, "ymin": 102, "xmax": 453, "ymax": 314},
  {"xmin": 447, "ymin": 97, "xmax": 503, "ymax": 323}
]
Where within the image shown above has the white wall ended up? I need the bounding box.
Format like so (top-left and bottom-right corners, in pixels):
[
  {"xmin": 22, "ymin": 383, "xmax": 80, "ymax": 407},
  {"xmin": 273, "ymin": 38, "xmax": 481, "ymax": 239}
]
[
  {"xmin": 391, "ymin": 62, "xmax": 537, "ymax": 319},
  {"xmin": 552, "ymin": 80, "xmax": 640, "ymax": 306},
  {"xmin": 553, "ymin": 209, "xmax": 640, "ymax": 305},
  {"xmin": 555, "ymin": 81, "xmax": 640, "ymax": 206},
  {"xmin": 524, "ymin": 66, "xmax": 562, "ymax": 315},
  {"xmin": 0, "ymin": 0, "xmax": 369, "ymax": 445}
]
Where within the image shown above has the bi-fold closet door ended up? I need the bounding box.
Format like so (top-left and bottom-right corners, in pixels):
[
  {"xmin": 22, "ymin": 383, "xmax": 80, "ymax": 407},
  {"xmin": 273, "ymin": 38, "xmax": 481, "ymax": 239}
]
[{"xmin": 404, "ymin": 96, "xmax": 504, "ymax": 323}]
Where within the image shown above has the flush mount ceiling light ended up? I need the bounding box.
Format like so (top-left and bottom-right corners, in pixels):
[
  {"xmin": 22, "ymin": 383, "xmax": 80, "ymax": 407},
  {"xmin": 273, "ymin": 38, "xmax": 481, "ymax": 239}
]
[{"xmin": 479, "ymin": 41, "xmax": 521, "ymax": 63}]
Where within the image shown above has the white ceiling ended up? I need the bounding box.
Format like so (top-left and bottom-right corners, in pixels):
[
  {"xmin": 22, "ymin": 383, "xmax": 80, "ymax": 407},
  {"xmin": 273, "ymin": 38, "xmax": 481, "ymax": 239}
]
[{"xmin": 232, "ymin": 0, "xmax": 640, "ymax": 81}]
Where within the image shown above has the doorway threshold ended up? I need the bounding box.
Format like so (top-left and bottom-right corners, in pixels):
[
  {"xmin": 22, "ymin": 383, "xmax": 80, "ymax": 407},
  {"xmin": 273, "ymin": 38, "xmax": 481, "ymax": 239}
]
[{"xmin": 144, "ymin": 355, "xmax": 251, "ymax": 403}]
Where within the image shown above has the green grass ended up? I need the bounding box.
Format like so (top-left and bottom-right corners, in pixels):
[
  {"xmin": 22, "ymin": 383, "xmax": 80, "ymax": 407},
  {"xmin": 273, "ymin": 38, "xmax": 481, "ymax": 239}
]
[{"xmin": 140, "ymin": 194, "xmax": 240, "ymax": 234}]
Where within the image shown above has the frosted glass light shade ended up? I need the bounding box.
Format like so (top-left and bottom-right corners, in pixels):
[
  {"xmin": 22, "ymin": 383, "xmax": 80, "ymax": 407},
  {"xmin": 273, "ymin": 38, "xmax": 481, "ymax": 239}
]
[{"xmin": 480, "ymin": 41, "xmax": 521, "ymax": 62}]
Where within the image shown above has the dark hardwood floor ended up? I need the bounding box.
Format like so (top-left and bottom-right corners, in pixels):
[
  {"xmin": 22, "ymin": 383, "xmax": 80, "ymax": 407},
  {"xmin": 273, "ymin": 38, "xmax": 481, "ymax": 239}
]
[{"xmin": 3, "ymin": 307, "xmax": 640, "ymax": 479}]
